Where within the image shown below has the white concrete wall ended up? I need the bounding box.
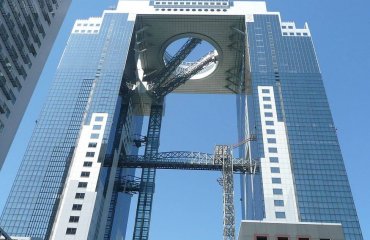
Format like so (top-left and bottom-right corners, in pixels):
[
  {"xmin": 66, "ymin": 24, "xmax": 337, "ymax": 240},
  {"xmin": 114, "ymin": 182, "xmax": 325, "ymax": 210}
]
[
  {"xmin": 50, "ymin": 113, "xmax": 108, "ymax": 239},
  {"xmin": 258, "ymin": 86, "xmax": 299, "ymax": 222}
]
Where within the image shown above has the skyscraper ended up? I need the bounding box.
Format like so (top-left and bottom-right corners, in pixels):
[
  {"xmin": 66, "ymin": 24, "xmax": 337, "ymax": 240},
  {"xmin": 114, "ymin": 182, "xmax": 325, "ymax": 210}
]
[
  {"xmin": 0, "ymin": 0, "xmax": 72, "ymax": 168},
  {"xmin": 238, "ymin": 13, "xmax": 363, "ymax": 240},
  {"xmin": 0, "ymin": 0, "xmax": 363, "ymax": 240}
]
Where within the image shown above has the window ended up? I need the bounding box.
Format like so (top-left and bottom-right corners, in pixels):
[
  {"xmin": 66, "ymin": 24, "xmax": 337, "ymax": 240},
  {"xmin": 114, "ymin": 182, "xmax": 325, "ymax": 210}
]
[
  {"xmin": 273, "ymin": 188, "xmax": 283, "ymax": 195},
  {"xmin": 271, "ymin": 167, "xmax": 280, "ymax": 173},
  {"xmin": 81, "ymin": 171, "xmax": 90, "ymax": 177},
  {"xmin": 288, "ymin": 26, "xmax": 293, "ymax": 29},
  {"xmin": 274, "ymin": 200, "xmax": 284, "ymax": 206},
  {"xmin": 93, "ymin": 125, "xmax": 101, "ymax": 130},
  {"xmin": 88, "ymin": 142, "xmax": 97, "ymax": 148},
  {"xmin": 272, "ymin": 178, "xmax": 281, "ymax": 184},
  {"xmin": 9, "ymin": 89, "xmax": 16, "ymax": 104},
  {"xmin": 263, "ymin": 97, "xmax": 271, "ymax": 101},
  {"xmin": 262, "ymin": 89, "xmax": 270, "ymax": 93},
  {"xmin": 75, "ymin": 193, "xmax": 85, "ymax": 199},
  {"xmin": 298, "ymin": 238, "xmax": 310, "ymax": 240},
  {"xmin": 4, "ymin": 105, "xmax": 10, "ymax": 118},
  {"xmin": 266, "ymin": 121, "xmax": 274, "ymax": 126},
  {"xmin": 275, "ymin": 212, "xmax": 286, "ymax": 219},
  {"xmin": 264, "ymin": 104, "xmax": 272, "ymax": 109},
  {"xmin": 264, "ymin": 112, "xmax": 273, "ymax": 117},
  {"xmin": 95, "ymin": 116, "xmax": 104, "ymax": 121},
  {"xmin": 0, "ymin": 120, "xmax": 4, "ymax": 134},
  {"xmin": 69, "ymin": 216, "xmax": 80, "ymax": 223},
  {"xmin": 270, "ymin": 157, "xmax": 279, "ymax": 163},
  {"xmin": 267, "ymin": 138, "xmax": 276, "ymax": 143},
  {"xmin": 267, "ymin": 129, "xmax": 275, "ymax": 134},
  {"xmin": 72, "ymin": 204, "xmax": 82, "ymax": 210},
  {"xmin": 83, "ymin": 161, "xmax": 93, "ymax": 167},
  {"xmin": 86, "ymin": 152, "xmax": 95, "ymax": 157},
  {"xmin": 78, "ymin": 182, "xmax": 88, "ymax": 188},
  {"xmin": 268, "ymin": 147, "xmax": 278, "ymax": 153},
  {"xmin": 256, "ymin": 237, "xmax": 267, "ymax": 240},
  {"xmin": 282, "ymin": 26, "xmax": 287, "ymax": 29},
  {"xmin": 66, "ymin": 227, "xmax": 77, "ymax": 235},
  {"xmin": 277, "ymin": 237, "xmax": 288, "ymax": 240},
  {"xmin": 90, "ymin": 133, "xmax": 99, "ymax": 139}
]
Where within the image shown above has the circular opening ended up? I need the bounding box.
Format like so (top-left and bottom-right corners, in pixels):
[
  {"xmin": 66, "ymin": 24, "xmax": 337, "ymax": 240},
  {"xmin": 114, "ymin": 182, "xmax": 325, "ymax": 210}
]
[{"xmin": 163, "ymin": 37, "xmax": 219, "ymax": 80}]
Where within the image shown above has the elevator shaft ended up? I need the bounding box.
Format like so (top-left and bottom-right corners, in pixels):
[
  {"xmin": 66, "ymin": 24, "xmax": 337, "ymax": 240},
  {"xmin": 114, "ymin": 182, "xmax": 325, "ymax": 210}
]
[{"xmin": 132, "ymin": 104, "xmax": 163, "ymax": 240}]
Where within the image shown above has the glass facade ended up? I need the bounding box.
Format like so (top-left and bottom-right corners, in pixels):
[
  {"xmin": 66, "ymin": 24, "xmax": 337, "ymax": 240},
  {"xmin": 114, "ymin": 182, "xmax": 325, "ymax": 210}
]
[
  {"xmin": 0, "ymin": 12, "xmax": 141, "ymax": 239},
  {"xmin": 240, "ymin": 14, "xmax": 363, "ymax": 239}
]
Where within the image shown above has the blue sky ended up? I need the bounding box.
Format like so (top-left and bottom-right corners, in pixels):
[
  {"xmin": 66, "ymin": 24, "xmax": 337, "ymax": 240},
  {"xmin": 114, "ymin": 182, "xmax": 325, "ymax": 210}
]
[{"xmin": 0, "ymin": 0, "xmax": 369, "ymax": 239}]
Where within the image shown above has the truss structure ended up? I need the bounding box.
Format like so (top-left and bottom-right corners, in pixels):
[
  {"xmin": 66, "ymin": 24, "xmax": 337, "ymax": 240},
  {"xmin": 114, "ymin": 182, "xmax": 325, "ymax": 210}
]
[{"xmin": 119, "ymin": 151, "xmax": 257, "ymax": 173}]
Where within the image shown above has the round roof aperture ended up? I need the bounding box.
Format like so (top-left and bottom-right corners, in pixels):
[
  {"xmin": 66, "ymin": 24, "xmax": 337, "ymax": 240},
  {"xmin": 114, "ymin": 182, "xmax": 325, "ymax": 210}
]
[{"xmin": 163, "ymin": 37, "xmax": 219, "ymax": 80}]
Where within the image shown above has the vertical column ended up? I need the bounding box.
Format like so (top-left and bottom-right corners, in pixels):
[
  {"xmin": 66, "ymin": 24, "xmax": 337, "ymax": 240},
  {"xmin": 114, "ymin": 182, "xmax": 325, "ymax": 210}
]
[{"xmin": 133, "ymin": 103, "xmax": 163, "ymax": 240}]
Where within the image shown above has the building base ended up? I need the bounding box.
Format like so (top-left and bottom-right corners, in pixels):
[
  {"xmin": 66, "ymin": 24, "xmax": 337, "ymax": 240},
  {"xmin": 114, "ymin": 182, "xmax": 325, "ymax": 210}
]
[{"xmin": 238, "ymin": 220, "xmax": 345, "ymax": 240}]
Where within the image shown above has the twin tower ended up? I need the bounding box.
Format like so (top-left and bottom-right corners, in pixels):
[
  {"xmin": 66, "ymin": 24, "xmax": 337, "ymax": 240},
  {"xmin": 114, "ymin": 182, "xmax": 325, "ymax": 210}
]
[{"xmin": 0, "ymin": 1, "xmax": 363, "ymax": 240}]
